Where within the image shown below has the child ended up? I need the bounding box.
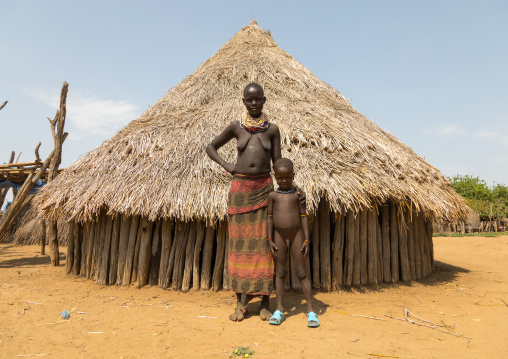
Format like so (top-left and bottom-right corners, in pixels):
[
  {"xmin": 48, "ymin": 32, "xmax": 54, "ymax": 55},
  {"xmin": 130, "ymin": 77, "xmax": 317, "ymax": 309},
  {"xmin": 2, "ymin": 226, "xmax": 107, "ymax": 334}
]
[{"xmin": 267, "ymin": 158, "xmax": 319, "ymax": 327}]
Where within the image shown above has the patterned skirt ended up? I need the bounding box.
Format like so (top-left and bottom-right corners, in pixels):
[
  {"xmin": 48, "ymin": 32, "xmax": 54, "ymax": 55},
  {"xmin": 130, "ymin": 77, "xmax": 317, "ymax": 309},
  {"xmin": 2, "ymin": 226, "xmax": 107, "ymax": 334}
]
[{"xmin": 227, "ymin": 173, "xmax": 274, "ymax": 295}]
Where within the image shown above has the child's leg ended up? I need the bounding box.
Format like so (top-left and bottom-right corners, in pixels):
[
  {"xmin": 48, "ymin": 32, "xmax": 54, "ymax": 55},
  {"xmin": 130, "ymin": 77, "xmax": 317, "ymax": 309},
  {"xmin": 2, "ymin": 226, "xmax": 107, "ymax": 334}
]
[
  {"xmin": 290, "ymin": 231, "xmax": 314, "ymax": 314},
  {"xmin": 274, "ymin": 233, "xmax": 288, "ymax": 314}
]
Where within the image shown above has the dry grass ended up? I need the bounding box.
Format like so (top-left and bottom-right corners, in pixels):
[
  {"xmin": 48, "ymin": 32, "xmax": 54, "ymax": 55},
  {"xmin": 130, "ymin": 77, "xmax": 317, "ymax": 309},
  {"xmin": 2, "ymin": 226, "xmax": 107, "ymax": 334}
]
[{"xmin": 34, "ymin": 21, "xmax": 469, "ymax": 224}]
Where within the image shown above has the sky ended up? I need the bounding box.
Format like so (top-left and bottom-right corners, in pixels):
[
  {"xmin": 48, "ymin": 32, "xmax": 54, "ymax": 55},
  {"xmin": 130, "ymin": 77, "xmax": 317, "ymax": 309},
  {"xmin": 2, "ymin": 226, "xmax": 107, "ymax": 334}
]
[{"xmin": 1, "ymin": 0, "xmax": 507, "ymax": 206}]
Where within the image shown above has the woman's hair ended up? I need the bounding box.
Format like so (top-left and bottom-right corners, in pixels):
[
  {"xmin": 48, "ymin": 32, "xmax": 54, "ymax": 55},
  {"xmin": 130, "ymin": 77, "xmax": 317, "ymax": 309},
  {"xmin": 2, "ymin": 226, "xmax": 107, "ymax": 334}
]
[{"xmin": 274, "ymin": 158, "xmax": 293, "ymax": 171}]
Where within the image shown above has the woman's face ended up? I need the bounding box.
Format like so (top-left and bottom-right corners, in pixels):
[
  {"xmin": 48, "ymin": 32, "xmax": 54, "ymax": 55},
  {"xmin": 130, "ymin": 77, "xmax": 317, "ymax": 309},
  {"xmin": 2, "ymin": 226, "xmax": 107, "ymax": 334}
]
[{"xmin": 242, "ymin": 86, "xmax": 266, "ymax": 118}]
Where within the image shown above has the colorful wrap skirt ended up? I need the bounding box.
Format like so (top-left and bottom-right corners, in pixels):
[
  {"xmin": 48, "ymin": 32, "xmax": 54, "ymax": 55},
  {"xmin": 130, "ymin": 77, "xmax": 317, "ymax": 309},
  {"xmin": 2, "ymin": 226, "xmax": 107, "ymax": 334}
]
[{"xmin": 227, "ymin": 173, "xmax": 274, "ymax": 295}]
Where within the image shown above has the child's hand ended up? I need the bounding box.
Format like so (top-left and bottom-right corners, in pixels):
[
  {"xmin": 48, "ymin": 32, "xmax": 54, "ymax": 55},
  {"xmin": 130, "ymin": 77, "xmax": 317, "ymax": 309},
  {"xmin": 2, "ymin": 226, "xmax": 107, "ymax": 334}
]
[
  {"xmin": 268, "ymin": 240, "xmax": 278, "ymax": 257},
  {"xmin": 301, "ymin": 240, "xmax": 309, "ymax": 258}
]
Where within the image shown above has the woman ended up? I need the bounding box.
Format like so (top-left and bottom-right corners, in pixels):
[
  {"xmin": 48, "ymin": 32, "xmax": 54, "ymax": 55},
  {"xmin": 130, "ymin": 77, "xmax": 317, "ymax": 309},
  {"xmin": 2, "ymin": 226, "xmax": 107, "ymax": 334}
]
[{"xmin": 206, "ymin": 83, "xmax": 280, "ymax": 321}]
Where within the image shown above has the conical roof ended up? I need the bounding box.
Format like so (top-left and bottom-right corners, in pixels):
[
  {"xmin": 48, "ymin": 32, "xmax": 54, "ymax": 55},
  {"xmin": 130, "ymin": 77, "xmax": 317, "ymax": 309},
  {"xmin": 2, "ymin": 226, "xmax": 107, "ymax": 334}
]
[{"xmin": 36, "ymin": 21, "xmax": 469, "ymax": 223}]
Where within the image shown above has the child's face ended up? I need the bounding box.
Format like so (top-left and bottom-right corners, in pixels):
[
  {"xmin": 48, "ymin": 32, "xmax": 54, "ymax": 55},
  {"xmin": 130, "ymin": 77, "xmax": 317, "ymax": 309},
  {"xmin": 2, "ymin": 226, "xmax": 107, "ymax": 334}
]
[
  {"xmin": 242, "ymin": 86, "xmax": 265, "ymax": 118},
  {"xmin": 274, "ymin": 166, "xmax": 294, "ymax": 190}
]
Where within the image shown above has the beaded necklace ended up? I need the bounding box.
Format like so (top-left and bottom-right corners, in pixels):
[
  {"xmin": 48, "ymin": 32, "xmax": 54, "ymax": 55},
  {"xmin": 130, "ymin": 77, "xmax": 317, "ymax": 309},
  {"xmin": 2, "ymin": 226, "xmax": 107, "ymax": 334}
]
[
  {"xmin": 276, "ymin": 187, "xmax": 296, "ymax": 194},
  {"xmin": 240, "ymin": 112, "xmax": 269, "ymax": 133}
]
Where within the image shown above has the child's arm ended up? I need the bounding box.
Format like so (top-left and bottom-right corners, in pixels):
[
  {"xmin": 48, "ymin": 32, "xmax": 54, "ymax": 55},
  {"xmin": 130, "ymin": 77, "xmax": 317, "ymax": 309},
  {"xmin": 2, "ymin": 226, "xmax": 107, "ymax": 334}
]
[
  {"xmin": 299, "ymin": 191, "xmax": 310, "ymax": 258},
  {"xmin": 267, "ymin": 193, "xmax": 277, "ymax": 256}
]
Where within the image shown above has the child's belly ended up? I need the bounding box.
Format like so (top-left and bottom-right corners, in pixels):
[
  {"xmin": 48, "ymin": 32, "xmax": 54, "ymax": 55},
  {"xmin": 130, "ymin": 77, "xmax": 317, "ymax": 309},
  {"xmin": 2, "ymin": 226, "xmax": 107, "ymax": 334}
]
[{"xmin": 273, "ymin": 213, "xmax": 302, "ymax": 239}]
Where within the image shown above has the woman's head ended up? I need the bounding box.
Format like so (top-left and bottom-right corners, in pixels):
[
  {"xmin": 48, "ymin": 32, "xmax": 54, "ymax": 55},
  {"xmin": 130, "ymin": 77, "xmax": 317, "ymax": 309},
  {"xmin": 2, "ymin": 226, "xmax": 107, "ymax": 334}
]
[{"xmin": 243, "ymin": 83, "xmax": 266, "ymax": 118}]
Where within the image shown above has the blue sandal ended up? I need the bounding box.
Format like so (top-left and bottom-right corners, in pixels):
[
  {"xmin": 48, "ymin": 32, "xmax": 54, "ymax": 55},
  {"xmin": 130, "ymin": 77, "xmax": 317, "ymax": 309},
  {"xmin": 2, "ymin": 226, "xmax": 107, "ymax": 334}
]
[
  {"xmin": 307, "ymin": 311, "xmax": 319, "ymax": 327},
  {"xmin": 269, "ymin": 310, "xmax": 284, "ymax": 325}
]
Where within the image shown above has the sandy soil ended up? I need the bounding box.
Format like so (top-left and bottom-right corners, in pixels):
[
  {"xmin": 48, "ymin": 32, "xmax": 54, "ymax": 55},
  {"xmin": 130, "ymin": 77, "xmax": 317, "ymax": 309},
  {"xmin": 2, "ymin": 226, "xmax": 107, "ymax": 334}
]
[{"xmin": 1, "ymin": 235, "xmax": 507, "ymax": 359}]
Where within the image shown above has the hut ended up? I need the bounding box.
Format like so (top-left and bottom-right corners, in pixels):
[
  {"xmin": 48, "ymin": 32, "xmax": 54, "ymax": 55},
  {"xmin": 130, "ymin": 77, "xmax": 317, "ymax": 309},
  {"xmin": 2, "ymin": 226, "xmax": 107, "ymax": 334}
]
[{"xmin": 34, "ymin": 21, "xmax": 469, "ymax": 291}]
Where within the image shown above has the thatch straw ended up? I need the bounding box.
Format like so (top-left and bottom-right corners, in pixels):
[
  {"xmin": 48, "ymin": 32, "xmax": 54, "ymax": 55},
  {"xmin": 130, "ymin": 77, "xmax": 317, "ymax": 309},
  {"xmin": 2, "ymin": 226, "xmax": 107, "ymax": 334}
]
[{"xmin": 34, "ymin": 21, "xmax": 469, "ymax": 223}]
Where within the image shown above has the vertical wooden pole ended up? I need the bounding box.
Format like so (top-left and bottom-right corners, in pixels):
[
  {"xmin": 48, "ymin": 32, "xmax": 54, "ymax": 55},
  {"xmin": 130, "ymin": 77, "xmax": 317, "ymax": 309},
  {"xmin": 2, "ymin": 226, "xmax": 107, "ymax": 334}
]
[
  {"xmin": 344, "ymin": 211, "xmax": 355, "ymax": 286},
  {"xmin": 311, "ymin": 214, "xmax": 320, "ymax": 289},
  {"xmin": 212, "ymin": 221, "xmax": 226, "ymax": 292},
  {"xmin": 381, "ymin": 204, "xmax": 391, "ymax": 283},
  {"xmin": 122, "ymin": 215, "xmax": 140, "ymax": 285},
  {"xmin": 109, "ymin": 216, "xmax": 121, "ymax": 284},
  {"xmin": 137, "ymin": 217, "xmax": 154, "ymax": 288},
  {"xmin": 172, "ymin": 220, "xmax": 190, "ymax": 291},
  {"xmin": 332, "ymin": 213, "xmax": 345, "ymax": 289},
  {"xmin": 182, "ymin": 222, "xmax": 198, "ymax": 292},
  {"xmin": 398, "ymin": 214, "xmax": 411, "ymax": 282},
  {"xmin": 389, "ymin": 201, "xmax": 399, "ymax": 283},
  {"xmin": 367, "ymin": 209, "xmax": 378, "ymax": 285},
  {"xmin": 417, "ymin": 214, "xmax": 428, "ymax": 278},
  {"xmin": 116, "ymin": 216, "xmax": 131, "ymax": 285},
  {"xmin": 149, "ymin": 220, "xmax": 162, "ymax": 286},
  {"xmin": 352, "ymin": 209, "xmax": 361, "ymax": 287},
  {"xmin": 72, "ymin": 222, "xmax": 82, "ymax": 275},
  {"xmin": 192, "ymin": 221, "xmax": 205, "ymax": 291},
  {"xmin": 159, "ymin": 218, "xmax": 173, "ymax": 288},
  {"xmin": 66, "ymin": 221, "xmax": 75, "ymax": 275},
  {"xmin": 413, "ymin": 215, "xmax": 422, "ymax": 280},
  {"xmin": 376, "ymin": 211, "xmax": 384, "ymax": 283},
  {"xmin": 223, "ymin": 224, "xmax": 229, "ymax": 291},
  {"xmin": 98, "ymin": 215, "xmax": 113, "ymax": 285},
  {"xmin": 407, "ymin": 215, "xmax": 416, "ymax": 280},
  {"xmin": 47, "ymin": 221, "xmax": 59, "ymax": 266},
  {"xmin": 200, "ymin": 224, "xmax": 215, "ymax": 290},
  {"xmin": 319, "ymin": 199, "xmax": 331, "ymax": 291},
  {"xmin": 359, "ymin": 209, "xmax": 368, "ymax": 285},
  {"xmin": 80, "ymin": 223, "xmax": 87, "ymax": 276},
  {"xmin": 130, "ymin": 218, "xmax": 143, "ymax": 284},
  {"xmin": 86, "ymin": 221, "xmax": 96, "ymax": 279},
  {"xmin": 164, "ymin": 219, "xmax": 181, "ymax": 289},
  {"xmin": 425, "ymin": 221, "xmax": 434, "ymax": 270},
  {"xmin": 40, "ymin": 220, "xmax": 46, "ymax": 255}
]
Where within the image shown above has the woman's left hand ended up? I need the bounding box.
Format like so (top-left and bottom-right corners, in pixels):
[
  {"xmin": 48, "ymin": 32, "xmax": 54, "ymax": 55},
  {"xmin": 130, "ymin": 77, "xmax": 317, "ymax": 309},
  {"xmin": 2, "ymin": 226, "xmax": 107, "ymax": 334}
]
[{"xmin": 295, "ymin": 186, "xmax": 306, "ymax": 206}]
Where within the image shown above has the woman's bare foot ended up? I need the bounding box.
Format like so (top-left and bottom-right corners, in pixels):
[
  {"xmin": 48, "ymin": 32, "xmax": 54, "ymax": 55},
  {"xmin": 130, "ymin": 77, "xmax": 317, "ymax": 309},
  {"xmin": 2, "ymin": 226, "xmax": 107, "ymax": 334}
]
[
  {"xmin": 259, "ymin": 295, "xmax": 271, "ymax": 321},
  {"xmin": 229, "ymin": 307, "xmax": 245, "ymax": 322}
]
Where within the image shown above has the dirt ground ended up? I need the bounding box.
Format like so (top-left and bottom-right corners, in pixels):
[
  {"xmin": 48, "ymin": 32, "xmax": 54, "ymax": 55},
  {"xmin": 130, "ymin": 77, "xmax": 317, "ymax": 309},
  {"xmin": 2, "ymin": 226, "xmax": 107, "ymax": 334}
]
[{"xmin": 1, "ymin": 236, "xmax": 507, "ymax": 359}]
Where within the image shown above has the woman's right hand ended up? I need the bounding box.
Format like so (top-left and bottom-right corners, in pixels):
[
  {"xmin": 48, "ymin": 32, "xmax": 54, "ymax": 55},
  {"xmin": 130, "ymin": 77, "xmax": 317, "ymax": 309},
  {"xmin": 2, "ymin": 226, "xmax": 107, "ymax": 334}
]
[{"xmin": 222, "ymin": 162, "xmax": 235, "ymax": 174}]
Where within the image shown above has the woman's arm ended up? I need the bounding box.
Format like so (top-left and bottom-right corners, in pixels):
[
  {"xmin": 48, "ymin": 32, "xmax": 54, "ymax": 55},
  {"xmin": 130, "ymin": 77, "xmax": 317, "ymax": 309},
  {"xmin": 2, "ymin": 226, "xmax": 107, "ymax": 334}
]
[
  {"xmin": 270, "ymin": 125, "xmax": 281, "ymax": 164},
  {"xmin": 267, "ymin": 193, "xmax": 277, "ymax": 256},
  {"xmin": 205, "ymin": 122, "xmax": 237, "ymax": 173}
]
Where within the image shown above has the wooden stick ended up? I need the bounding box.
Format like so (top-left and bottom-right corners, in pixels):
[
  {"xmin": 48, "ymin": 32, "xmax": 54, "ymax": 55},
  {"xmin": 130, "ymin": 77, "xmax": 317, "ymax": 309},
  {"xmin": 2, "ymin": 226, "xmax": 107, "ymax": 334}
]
[
  {"xmin": 109, "ymin": 216, "xmax": 121, "ymax": 285},
  {"xmin": 319, "ymin": 199, "xmax": 332, "ymax": 291},
  {"xmin": 407, "ymin": 215, "xmax": 416, "ymax": 280},
  {"xmin": 40, "ymin": 219, "xmax": 46, "ymax": 255},
  {"xmin": 66, "ymin": 221, "xmax": 75, "ymax": 275},
  {"xmin": 0, "ymin": 100, "xmax": 7, "ymax": 111},
  {"xmin": 159, "ymin": 218, "xmax": 173, "ymax": 288},
  {"xmin": 0, "ymin": 149, "xmax": 54, "ymax": 241},
  {"xmin": 311, "ymin": 214, "xmax": 320, "ymax": 289},
  {"xmin": 353, "ymin": 208, "xmax": 361, "ymax": 287},
  {"xmin": 192, "ymin": 221, "xmax": 205, "ymax": 291},
  {"xmin": 149, "ymin": 220, "xmax": 162, "ymax": 286},
  {"xmin": 72, "ymin": 221, "xmax": 82, "ymax": 275},
  {"xmin": 212, "ymin": 221, "xmax": 227, "ymax": 292},
  {"xmin": 47, "ymin": 220, "xmax": 59, "ymax": 266},
  {"xmin": 376, "ymin": 210, "xmax": 384, "ymax": 283},
  {"xmin": 116, "ymin": 216, "xmax": 131, "ymax": 285},
  {"xmin": 98, "ymin": 216, "xmax": 113, "ymax": 285},
  {"xmin": 389, "ymin": 201, "xmax": 400, "ymax": 283},
  {"xmin": 344, "ymin": 211, "xmax": 355, "ymax": 287},
  {"xmin": 398, "ymin": 214, "xmax": 411, "ymax": 282},
  {"xmin": 131, "ymin": 217, "xmax": 144, "ymax": 284},
  {"xmin": 172, "ymin": 220, "xmax": 190, "ymax": 291},
  {"xmin": 200, "ymin": 224, "xmax": 215, "ymax": 290},
  {"xmin": 367, "ymin": 209, "xmax": 378, "ymax": 285},
  {"xmin": 80, "ymin": 223, "xmax": 87, "ymax": 276},
  {"xmin": 381, "ymin": 204, "xmax": 391, "ymax": 283},
  {"xmin": 86, "ymin": 221, "xmax": 96, "ymax": 279},
  {"xmin": 332, "ymin": 213, "xmax": 345, "ymax": 289},
  {"xmin": 137, "ymin": 217, "xmax": 154, "ymax": 288},
  {"xmin": 164, "ymin": 219, "xmax": 181, "ymax": 290},
  {"xmin": 122, "ymin": 215, "xmax": 140, "ymax": 285},
  {"xmin": 182, "ymin": 221, "xmax": 198, "ymax": 292},
  {"xmin": 359, "ymin": 209, "xmax": 368, "ymax": 285},
  {"xmin": 413, "ymin": 215, "xmax": 422, "ymax": 280},
  {"xmin": 425, "ymin": 221, "xmax": 434, "ymax": 271},
  {"xmin": 417, "ymin": 214, "xmax": 428, "ymax": 278}
]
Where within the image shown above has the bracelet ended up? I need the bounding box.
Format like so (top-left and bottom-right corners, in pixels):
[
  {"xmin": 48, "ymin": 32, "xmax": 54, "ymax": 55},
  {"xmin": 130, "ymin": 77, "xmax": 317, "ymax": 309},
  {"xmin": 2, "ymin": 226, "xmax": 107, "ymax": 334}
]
[
  {"xmin": 267, "ymin": 238, "xmax": 273, "ymax": 241},
  {"xmin": 304, "ymin": 239, "xmax": 311, "ymax": 244},
  {"xmin": 267, "ymin": 214, "xmax": 273, "ymax": 217},
  {"xmin": 300, "ymin": 214, "xmax": 307, "ymax": 217},
  {"xmin": 220, "ymin": 160, "xmax": 225, "ymax": 167}
]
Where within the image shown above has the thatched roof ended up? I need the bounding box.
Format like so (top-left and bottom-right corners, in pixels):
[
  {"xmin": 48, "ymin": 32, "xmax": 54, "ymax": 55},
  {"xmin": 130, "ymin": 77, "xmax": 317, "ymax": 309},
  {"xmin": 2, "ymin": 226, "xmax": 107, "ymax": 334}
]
[{"xmin": 35, "ymin": 21, "xmax": 469, "ymax": 223}]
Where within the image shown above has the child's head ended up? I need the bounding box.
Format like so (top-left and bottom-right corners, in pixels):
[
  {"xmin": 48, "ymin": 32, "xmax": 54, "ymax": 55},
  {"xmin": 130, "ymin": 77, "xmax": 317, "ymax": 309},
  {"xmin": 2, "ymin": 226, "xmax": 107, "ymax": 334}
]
[
  {"xmin": 273, "ymin": 158, "xmax": 294, "ymax": 190},
  {"xmin": 242, "ymin": 83, "xmax": 266, "ymax": 118}
]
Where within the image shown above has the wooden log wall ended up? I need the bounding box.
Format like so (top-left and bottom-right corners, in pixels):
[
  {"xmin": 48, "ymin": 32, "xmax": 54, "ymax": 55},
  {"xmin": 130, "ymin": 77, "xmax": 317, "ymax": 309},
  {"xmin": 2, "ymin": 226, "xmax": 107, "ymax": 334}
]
[{"xmin": 64, "ymin": 199, "xmax": 435, "ymax": 292}]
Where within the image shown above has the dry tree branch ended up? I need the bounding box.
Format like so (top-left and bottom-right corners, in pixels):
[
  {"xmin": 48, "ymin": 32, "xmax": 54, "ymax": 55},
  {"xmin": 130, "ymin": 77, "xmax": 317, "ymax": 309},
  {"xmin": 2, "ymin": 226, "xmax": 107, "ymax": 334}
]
[{"xmin": 0, "ymin": 101, "xmax": 7, "ymax": 111}]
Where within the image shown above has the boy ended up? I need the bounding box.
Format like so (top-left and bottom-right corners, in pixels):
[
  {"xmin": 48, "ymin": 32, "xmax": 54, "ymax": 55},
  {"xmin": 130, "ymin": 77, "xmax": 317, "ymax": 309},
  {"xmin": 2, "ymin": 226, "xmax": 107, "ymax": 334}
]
[{"xmin": 267, "ymin": 158, "xmax": 319, "ymax": 327}]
